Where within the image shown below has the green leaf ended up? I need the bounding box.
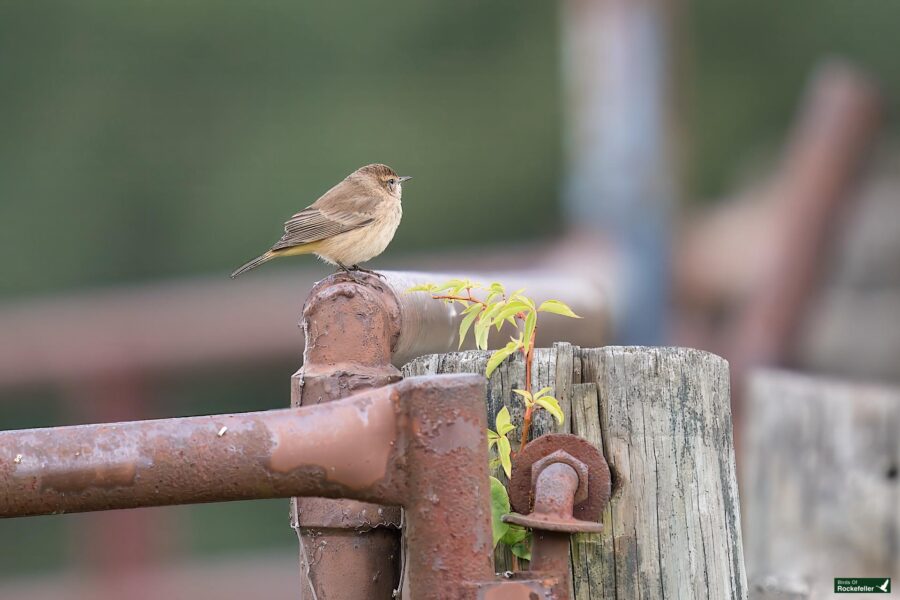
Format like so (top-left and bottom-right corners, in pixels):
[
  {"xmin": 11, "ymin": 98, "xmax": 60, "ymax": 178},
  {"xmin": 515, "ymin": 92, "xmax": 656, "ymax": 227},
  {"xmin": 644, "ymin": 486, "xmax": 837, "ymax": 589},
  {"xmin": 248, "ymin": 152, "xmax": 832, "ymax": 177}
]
[
  {"xmin": 500, "ymin": 524, "xmax": 528, "ymax": 546},
  {"xmin": 533, "ymin": 386, "xmax": 552, "ymax": 400},
  {"xmin": 494, "ymin": 301, "xmax": 530, "ymax": 324},
  {"xmin": 486, "ymin": 341, "xmax": 519, "ymax": 378},
  {"xmin": 535, "ymin": 396, "xmax": 565, "ymax": 425},
  {"xmin": 522, "ymin": 309, "xmax": 537, "ymax": 351},
  {"xmin": 494, "ymin": 406, "xmax": 510, "ymax": 433},
  {"xmin": 537, "ymin": 300, "xmax": 581, "ymax": 319},
  {"xmin": 406, "ymin": 283, "xmax": 435, "ymax": 293},
  {"xmin": 458, "ymin": 309, "xmax": 480, "ymax": 349},
  {"xmin": 449, "ymin": 278, "xmax": 472, "ymax": 295},
  {"xmin": 487, "ymin": 429, "xmax": 499, "ymax": 448},
  {"xmin": 495, "ymin": 406, "xmax": 516, "ymax": 436},
  {"xmin": 481, "ymin": 301, "xmax": 505, "ymax": 325},
  {"xmin": 509, "ymin": 538, "xmax": 531, "ymax": 561},
  {"xmin": 512, "ymin": 388, "xmax": 533, "ymax": 404},
  {"xmin": 474, "ymin": 318, "xmax": 491, "ymax": 350},
  {"xmin": 489, "ymin": 282, "xmax": 506, "ymax": 294},
  {"xmin": 497, "ymin": 435, "xmax": 512, "ymax": 478},
  {"xmin": 429, "ymin": 281, "xmax": 456, "ymax": 294},
  {"xmin": 510, "ymin": 293, "xmax": 535, "ymax": 311},
  {"xmin": 490, "ymin": 476, "xmax": 511, "ymax": 548}
]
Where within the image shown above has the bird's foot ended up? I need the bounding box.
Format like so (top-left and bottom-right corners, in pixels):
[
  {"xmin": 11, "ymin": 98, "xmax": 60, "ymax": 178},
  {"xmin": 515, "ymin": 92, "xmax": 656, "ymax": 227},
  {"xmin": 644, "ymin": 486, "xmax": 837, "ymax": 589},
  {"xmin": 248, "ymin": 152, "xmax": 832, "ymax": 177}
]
[
  {"xmin": 350, "ymin": 265, "xmax": 386, "ymax": 279},
  {"xmin": 335, "ymin": 263, "xmax": 369, "ymax": 285},
  {"xmin": 335, "ymin": 262, "xmax": 362, "ymax": 284}
]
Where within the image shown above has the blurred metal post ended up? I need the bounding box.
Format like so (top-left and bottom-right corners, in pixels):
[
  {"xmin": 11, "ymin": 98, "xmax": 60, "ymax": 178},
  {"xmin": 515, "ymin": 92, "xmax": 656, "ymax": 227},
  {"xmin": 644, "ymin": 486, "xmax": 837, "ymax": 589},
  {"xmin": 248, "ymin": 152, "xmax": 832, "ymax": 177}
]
[
  {"xmin": 560, "ymin": 0, "xmax": 677, "ymax": 344},
  {"xmin": 66, "ymin": 374, "xmax": 168, "ymax": 600}
]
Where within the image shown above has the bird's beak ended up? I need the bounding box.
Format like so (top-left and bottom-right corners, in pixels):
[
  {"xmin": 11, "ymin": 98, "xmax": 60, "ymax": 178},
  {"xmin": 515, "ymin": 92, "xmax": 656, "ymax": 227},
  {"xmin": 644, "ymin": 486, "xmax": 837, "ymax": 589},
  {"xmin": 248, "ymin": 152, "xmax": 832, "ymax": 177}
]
[{"xmin": 398, "ymin": 175, "xmax": 412, "ymax": 183}]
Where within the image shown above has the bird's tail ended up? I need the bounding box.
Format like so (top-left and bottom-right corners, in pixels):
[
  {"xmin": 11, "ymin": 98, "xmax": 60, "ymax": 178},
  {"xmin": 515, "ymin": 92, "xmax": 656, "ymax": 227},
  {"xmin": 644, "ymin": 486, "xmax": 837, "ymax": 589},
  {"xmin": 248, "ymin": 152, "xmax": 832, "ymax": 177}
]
[{"xmin": 231, "ymin": 250, "xmax": 277, "ymax": 278}]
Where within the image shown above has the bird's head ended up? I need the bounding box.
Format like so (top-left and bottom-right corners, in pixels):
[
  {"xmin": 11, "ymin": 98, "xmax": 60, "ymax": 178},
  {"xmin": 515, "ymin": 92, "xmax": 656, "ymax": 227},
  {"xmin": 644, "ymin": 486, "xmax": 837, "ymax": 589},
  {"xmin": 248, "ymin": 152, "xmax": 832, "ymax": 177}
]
[{"xmin": 355, "ymin": 164, "xmax": 412, "ymax": 199}]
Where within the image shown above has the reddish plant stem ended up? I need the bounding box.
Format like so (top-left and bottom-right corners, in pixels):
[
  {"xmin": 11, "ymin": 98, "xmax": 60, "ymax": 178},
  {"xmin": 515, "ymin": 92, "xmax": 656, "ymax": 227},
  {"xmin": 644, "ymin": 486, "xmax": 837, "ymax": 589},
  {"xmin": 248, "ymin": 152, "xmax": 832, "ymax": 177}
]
[
  {"xmin": 434, "ymin": 290, "xmax": 539, "ymax": 451},
  {"xmin": 431, "ymin": 292, "xmax": 485, "ymax": 306},
  {"xmin": 518, "ymin": 324, "xmax": 537, "ymax": 452},
  {"xmin": 431, "ymin": 289, "xmax": 503, "ymax": 325}
]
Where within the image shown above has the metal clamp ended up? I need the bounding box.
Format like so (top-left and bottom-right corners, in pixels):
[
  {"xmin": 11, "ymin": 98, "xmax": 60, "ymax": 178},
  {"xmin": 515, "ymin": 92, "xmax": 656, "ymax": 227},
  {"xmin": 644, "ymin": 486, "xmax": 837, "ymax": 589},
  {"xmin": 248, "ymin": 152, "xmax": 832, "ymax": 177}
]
[{"xmin": 503, "ymin": 433, "xmax": 611, "ymax": 533}]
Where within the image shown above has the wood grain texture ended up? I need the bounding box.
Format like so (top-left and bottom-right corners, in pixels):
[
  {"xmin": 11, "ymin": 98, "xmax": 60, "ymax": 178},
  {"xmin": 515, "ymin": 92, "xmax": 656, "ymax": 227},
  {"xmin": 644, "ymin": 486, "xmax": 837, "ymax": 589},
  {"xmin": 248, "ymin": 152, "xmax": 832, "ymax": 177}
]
[
  {"xmin": 404, "ymin": 344, "xmax": 747, "ymax": 598},
  {"xmin": 743, "ymin": 370, "xmax": 900, "ymax": 599}
]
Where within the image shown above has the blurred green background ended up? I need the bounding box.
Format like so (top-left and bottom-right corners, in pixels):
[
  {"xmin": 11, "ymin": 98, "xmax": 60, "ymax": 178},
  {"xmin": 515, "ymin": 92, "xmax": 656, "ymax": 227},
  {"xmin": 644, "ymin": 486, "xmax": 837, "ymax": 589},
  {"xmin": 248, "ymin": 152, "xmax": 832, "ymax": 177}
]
[
  {"xmin": 3, "ymin": 1, "xmax": 898, "ymax": 299},
  {"xmin": 1, "ymin": 0, "xmax": 898, "ymax": 585}
]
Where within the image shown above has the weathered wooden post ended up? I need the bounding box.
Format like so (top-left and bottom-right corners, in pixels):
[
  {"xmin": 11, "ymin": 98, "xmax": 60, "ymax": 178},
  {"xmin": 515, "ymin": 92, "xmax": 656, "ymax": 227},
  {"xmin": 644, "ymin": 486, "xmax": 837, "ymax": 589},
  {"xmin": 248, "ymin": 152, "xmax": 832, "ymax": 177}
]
[
  {"xmin": 742, "ymin": 371, "xmax": 900, "ymax": 599},
  {"xmin": 404, "ymin": 343, "xmax": 748, "ymax": 598}
]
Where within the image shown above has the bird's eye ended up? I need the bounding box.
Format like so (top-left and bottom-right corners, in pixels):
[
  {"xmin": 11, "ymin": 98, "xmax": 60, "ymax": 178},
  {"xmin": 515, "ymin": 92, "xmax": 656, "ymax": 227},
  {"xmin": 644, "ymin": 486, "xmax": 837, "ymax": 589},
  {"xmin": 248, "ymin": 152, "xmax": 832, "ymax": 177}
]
[{"xmin": 388, "ymin": 178, "xmax": 396, "ymax": 185}]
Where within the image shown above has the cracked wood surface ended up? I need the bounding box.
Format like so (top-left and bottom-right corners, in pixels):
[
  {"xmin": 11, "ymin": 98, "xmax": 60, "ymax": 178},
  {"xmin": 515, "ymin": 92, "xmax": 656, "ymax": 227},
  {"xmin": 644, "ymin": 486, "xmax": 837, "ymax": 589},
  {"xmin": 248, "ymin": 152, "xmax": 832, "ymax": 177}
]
[{"xmin": 403, "ymin": 344, "xmax": 747, "ymax": 599}]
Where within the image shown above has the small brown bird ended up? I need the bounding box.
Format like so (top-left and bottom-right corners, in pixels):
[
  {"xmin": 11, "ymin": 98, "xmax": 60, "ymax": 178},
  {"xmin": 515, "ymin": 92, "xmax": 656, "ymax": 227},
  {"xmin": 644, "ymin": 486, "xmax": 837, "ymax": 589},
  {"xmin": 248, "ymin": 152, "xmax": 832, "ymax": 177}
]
[{"xmin": 231, "ymin": 164, "xmax": 410, "ymax": 279}]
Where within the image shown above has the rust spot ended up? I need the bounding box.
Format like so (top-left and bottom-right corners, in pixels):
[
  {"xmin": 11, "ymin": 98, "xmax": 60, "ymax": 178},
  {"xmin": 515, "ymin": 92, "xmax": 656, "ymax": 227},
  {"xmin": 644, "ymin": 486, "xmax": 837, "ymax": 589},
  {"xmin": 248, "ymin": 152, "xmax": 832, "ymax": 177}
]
[
  {"xmin": 428, "ymin": 419, "xmax": 482, "ymax": 455},
  {"xmin": 268, "ymin": 393, "xmax": 398, "ymax": 489},
  {"xmin": 479, "ymin": 581, "xmax": 544, "ymax": 599},
  {"xmin": 40, "ymin": 462, "xmax": 138, "ymax": 493}
]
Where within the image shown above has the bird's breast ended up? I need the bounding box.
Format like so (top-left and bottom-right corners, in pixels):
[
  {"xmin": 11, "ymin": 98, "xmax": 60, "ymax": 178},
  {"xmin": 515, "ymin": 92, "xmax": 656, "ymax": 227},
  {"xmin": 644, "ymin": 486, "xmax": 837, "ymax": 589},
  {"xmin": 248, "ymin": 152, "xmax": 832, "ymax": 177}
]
[{"xmin": 315, "ymin": 200, "xmax": 401, "ymax": 265}]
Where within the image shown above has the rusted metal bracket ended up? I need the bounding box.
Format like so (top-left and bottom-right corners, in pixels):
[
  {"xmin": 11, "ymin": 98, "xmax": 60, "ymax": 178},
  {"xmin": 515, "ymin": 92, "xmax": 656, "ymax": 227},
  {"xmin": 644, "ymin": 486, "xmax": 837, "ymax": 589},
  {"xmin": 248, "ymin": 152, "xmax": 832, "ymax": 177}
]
[
  {"xmin": 507, "ymin": 433, "xmax": 611, "ymax": 530},
  {"xmin": 504, "ymin": 433, "xmax": 612, "ymax": 592}
]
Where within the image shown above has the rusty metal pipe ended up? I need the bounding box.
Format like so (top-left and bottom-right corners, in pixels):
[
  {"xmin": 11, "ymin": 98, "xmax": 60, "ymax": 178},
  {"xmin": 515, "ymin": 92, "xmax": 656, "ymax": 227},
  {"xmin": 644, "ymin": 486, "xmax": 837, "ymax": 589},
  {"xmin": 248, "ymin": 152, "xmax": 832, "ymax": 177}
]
[
  {"xmin": 291, "ymin": 273, "xmax": 405, "ymax": 599},
  {"xmin": 1, "ymin": 374, "xmax": 502, "ymax": 598},
  {"xmin": 402, "ymin": 375, "xmax": 495, "ymax": 597},
  {"xmin": 527, "ymin": 462, "xmax": 579, "ymax": 577},
  {"xmin": 0, "ymin": 384, "xmax": 413, "ymax": 518}
]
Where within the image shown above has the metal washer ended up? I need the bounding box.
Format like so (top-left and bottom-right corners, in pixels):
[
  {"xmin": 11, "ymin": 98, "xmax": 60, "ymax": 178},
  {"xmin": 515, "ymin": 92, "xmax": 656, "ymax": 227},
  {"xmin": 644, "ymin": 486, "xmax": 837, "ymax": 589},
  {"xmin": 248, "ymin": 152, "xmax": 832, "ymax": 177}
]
[{"xmin": 508, "ymin": 433, "xmax": 611, "ymax": 523}]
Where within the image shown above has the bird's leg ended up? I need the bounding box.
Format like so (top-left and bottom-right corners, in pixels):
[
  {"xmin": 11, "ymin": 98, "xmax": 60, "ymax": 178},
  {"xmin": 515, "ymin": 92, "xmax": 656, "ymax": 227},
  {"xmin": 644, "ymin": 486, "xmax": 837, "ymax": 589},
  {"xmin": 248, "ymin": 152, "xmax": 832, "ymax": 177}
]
[
  {"xmin": 336, "ymin": 262, "xmax": 364, "ymax": 284},
  {"xmin": 350, "ymin": 264, "xmax": 386, "ymax": 279}
]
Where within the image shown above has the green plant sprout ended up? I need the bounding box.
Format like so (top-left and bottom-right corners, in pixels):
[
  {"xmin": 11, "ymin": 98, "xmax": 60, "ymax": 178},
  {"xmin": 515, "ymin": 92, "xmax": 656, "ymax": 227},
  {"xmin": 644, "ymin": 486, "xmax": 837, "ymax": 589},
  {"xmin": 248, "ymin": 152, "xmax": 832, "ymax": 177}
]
[
  {"xmin": 409, "ymin": 279, "xmax": 580, "ymax": 563},
  {"xmin": 489, "ymin": 475, "xmax": 530, "ymax": 561},
  {"xmin": 408, "ymin": 279, "xmax": 578, "ymax": 452},
  {"xmin": 487, "ymin": 406, "xmax": 515, "ymax": 478}
]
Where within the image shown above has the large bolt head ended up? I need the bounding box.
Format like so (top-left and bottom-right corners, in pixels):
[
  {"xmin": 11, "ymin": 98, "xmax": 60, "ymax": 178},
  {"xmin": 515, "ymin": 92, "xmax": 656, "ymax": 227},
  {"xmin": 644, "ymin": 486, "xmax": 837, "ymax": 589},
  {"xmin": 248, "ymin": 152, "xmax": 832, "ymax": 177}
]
[
  {"xmin": 530, "ymin": 450, "xmax": 590, "ymax": 504},
  {"xmin": 509, "ymin": 433, "xmax": 611, "ymax": 524}
]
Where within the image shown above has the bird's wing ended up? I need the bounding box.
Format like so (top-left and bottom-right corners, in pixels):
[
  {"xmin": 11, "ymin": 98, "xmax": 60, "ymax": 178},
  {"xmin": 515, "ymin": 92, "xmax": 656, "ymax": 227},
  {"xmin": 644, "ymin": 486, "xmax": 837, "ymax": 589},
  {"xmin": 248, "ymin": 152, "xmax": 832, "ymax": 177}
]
[{"xmin": 271, "ymin": 206, "xmax": 374, "ymax": 251}]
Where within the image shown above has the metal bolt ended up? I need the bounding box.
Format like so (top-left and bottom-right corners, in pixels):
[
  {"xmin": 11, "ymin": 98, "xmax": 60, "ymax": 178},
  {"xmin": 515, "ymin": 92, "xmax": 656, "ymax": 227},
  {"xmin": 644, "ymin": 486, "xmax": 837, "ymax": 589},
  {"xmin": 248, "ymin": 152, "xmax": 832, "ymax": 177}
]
[{"xmin": 531, "ymin": 449, "xmax": 590, "ymax": 504}]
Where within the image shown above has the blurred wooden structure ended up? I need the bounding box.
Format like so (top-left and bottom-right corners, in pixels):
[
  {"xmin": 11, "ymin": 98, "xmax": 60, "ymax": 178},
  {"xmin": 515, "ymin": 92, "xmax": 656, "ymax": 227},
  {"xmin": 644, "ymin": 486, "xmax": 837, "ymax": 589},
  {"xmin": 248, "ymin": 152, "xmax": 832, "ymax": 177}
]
[
  {"xmin": 798, "ymin": 155, "xmax": 900, "ymax": 383},
  {"xmin": 742, "ymin": 370, "xmax": 899, "ymax": 599},
  {"xmin": 673, "ymin": 61, "xmax": 883, "ymax": 435},
  {"xmin": 405, "ymin": 344, "xmax": 748, "ymax": 599}
]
